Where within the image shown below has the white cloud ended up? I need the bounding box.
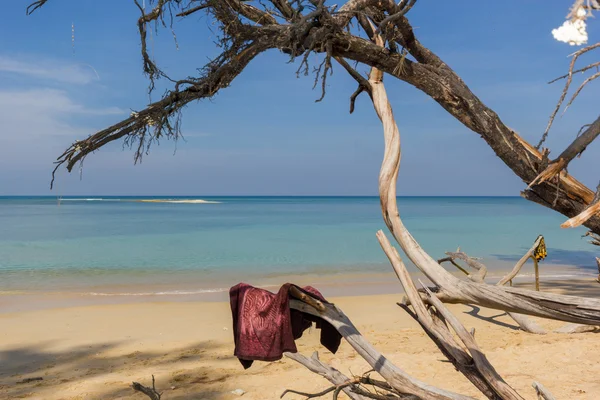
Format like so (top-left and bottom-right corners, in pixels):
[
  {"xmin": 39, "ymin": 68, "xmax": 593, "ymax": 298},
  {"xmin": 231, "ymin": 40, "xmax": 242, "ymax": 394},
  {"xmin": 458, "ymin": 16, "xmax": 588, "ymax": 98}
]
[
  {"xmin": 0, "ymin": 88, "xmax": 123, "ymax": 117},
  {"xmin": 0, "ymin": 88, "xmax": 124, "ymax": 171},
  {"xmin": 0, "ymin": 55, "xmax": 100, "ymax": 85}
]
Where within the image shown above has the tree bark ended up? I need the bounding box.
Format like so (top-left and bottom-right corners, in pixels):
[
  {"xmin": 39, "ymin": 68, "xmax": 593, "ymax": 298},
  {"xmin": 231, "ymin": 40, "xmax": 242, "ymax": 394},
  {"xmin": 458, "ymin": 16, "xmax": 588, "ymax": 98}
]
[
  {"xmin": 363, "ymin": 32, "xmax": 600, "ymax": 325},
  {"xmin": 290, "ymin": 300, "xmax": 472, "ymax": 400},
  {"xmin": 32, "ymin": 1, "xmax": 600, "ymax": 237}
]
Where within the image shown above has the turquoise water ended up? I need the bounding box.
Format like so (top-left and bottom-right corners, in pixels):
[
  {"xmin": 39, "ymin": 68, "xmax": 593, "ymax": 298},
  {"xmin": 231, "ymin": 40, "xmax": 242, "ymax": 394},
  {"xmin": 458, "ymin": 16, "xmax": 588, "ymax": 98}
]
[{"xmin": 0, "ymin": 196, "xmax": 596, "ymax": 294}]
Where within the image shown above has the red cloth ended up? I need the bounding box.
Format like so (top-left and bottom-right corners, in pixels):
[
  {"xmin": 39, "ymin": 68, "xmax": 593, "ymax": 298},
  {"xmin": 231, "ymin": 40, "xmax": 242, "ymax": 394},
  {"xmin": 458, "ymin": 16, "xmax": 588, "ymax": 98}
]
[{"xmin": 229, "ymin": 283, "xmax": 341, "ymax": 369}]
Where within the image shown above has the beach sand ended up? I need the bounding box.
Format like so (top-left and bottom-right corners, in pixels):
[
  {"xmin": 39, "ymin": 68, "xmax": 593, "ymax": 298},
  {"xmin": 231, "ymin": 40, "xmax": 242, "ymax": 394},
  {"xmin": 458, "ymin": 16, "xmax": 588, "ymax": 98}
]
[{"xmin": 1, "ymin": 279, "xmax": 600, "ymax": 399}]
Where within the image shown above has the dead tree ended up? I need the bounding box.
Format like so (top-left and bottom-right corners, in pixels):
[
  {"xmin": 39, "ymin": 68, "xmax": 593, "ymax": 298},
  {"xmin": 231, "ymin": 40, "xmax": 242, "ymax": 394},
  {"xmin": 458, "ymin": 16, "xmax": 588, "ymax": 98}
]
[
  {"xmin": 27, "ymin": 1, "xmax": 599, "ymax": 397},
  {"xmin": 280, "ymin": 31, "xmax": 557, "ymax": 398},
  {"xmin": 26, "ymin": 0, "xmax": 600, "ymax": 240}
]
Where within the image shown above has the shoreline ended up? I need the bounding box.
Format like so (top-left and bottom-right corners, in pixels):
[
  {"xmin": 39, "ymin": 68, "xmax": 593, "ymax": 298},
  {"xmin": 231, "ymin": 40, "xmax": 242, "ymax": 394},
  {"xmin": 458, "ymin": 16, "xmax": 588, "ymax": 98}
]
[
  {"xmin": 0, "ymin": 263, "xmax": 597, "ymax": 313},
  {"xmin": 1, "ymin": 279, "xmax": 600, "ymax": 399}
]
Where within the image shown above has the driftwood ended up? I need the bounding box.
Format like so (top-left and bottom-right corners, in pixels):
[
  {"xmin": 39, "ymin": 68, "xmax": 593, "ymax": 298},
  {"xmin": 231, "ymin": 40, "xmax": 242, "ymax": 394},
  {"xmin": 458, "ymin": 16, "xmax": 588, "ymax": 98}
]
[
  {"xmin": 562, "ymin": 183, "xmax": 600, "ymax": 228},
  {"xmin": 435, "ymin": 243, "xmax": 547, "ymax": 335},
  {"xmin": 529, "ymin": 116, "xmax": 600, "ymax": 190},
  {"xmin": 289, "ymin": 285, "xmax": 326, "ymax": 312},
  {"xmin": 439, "ymin": 251, "xmax": 487, "ymax": 283},
  {"xmin": 290, "ymin": 300, "xmax": 470, "ymax": 400},
  {"xmin": 283, "ymin": 352, "xmax": 371, "ymax": 400},
  {"xmin": 378, "ymin": 232, "xmax": 522, "ymax": 400},
  {"xmin": 287, "ymin": 261, "xmax": 554, "ymax": 399},
  {"xmin": 532, "ymin": 382, "xmax": 557, "ymax": 400},
  {"xmin": 496, "ymin": 236, "xmax": 543, "ymax": 287},
  {"xmin": 282, "ymin": 31, "xmax": 556, "ymax": 399},
  {"xmin": 438, "ymin": 239, "xmax": 599, "ymax": 335},
  {"xmin": 24, "ymin": 1, "xmax": 597, "ymax": 398},
  {"xmin": 368, "ymin": 19, "xmax": 600, "ymax": 326},
  {"xmin": 131, "ymin": 375, "xmax": 162, "ymax": 400}
]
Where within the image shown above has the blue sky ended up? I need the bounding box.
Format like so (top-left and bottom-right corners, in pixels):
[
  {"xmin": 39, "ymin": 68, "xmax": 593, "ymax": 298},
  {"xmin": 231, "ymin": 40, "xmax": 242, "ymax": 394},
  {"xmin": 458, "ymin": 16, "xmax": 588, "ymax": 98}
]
[{"xmin": 0, "ymin": 1, "xmax": 599, "ymax": 195}]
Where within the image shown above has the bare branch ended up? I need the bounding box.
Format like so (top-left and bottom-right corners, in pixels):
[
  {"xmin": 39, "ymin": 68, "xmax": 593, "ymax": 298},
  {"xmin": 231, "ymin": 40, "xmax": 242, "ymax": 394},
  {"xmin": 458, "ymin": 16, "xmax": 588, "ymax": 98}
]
[
  {"xmin": 32, "ymin": 0, "xmax": 600, "ymax": 237},
  {"xmin": 375, "ymin": 0, "xmax": 417, "ymax": 34},
  {"xmin": 290, "ymin": 300, "xmax": 471, "ymax": 399},
  {"xmin": 497, "ymin": 236, "xmax": 544, "ymax": 286},
  {"xmin": 422, "ymin": 285, "xmax": 524, "ymax": 400},
  {"xmin": 284, "ymin": 352, "xmax": 371, "ymax": 400},
  {"xmin": 26, "ymin": 0, "xmax": 49, "ymax": 15},
  {"xmin": 176, "ymin": 4, "xmax": 209, "ymax": 17},
  {"xmin": 50, "ymin": 40, "xmax": 269, "ymax": 188},
  {"xmin": 539, "ymin": 42, "xmax": 600, "ymax": 148},
  {"xmin": 584, "ymin": 231, "xmax": 600, "ymax": 246},
  {"xmin": 563, "ymin": 70, "xmax": 600, "ymax": 113},
  {"xmin": 131, "ymin": 375, "xmax": 161, "ymax": 400},
  {"xmin": 562, "ymin": 181, "xmax": 600, "ymax": 228},
  {"xmin": 530, "ymin": 115, "xmax": 600, "ymax": 189},
  {"xmin": 442, "ymin": 250, "xmax": 487, "ymax": 282},
  {"xmin": 334, "ymin": 56, "xmax": 372, "ymax": 113},
  {"xmin": 438, "ymin": 256, "xmax": 470, "ymax": 277},
  {"xmin": 280, "ymin": 385, "xmax": 337, "ymax": 399},
  {"xmin": 548, "ymin": 61, "xmax": 600, "ymax": 83},
  {"xmin": 532, "ymin": 382, "xmax": 556, "ymax": 400}
]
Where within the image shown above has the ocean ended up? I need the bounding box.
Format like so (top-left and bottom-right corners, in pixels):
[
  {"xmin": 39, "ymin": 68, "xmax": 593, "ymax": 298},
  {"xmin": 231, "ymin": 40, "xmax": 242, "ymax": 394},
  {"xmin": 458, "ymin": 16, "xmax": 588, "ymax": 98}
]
[{"xmin": 0, "ymin": 196, "xmax": 597, "ymax": 299}]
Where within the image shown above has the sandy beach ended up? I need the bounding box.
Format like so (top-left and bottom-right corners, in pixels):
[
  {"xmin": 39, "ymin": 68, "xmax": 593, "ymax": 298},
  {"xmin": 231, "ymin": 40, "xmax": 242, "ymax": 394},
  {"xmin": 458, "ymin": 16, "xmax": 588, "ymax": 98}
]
[{"xmin": 1, "ymin": 279, "xmax": 599, "ymax": 400}]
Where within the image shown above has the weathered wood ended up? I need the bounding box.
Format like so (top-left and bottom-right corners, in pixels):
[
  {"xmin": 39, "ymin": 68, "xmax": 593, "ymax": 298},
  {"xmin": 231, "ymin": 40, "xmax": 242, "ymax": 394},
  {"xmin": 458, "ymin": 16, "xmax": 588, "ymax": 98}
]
[
  {"xmin": 364, "ymin": 30, "xmax": 600, "ymax": 326},
  {"xmin": 131, "ymin": 376, "xmax": 161, "ymax": 400},
  {"xmin": 371, "ymin": 76, "xmax": 600, "ymax": 322},
  {"xmin": 498, "ymin": 237, "xmax": 543, "ymax": 286},
  {"xmin": 284, "ymin": 352, "xmax": 370, "ymax": 400},
  {"xmin": 532, "ymin": 382, "xmax": 556, "ymax": 400},
  {"xmin": 505, "ymin": 313, "xmax": 547, "ymax": 335},
  {"xmin": 442, "ymin": 251, "xmax": 487, "ymax": 283},
  {"xmin": 530, "ymin": 115, "xmax": 600, "ymax": 188},
  {"xmin": 423, "ymin": 285, "xmax": 524, "ymax": 400},
  {"xmin": 553, "ymin": 323, "xmax": 598, "ymax": 334},
  {"xmin": 290, "ymin": 300, "xmax": 473, "ymax": 400},
  {"xmin": 289, "ymin": 285, "xmax": 326, "ymax": 312},
  {"xmin": 367, "ymin": 55, "xmax": 538, "ymax": 398},
  {"xmin": 328, "ymin": 22, "xmax": 600, "ymax": 235},
  {"xmin": 562, "ymin": 182, "xmax": 600, "ymax": 228},
  {"xmin": 377, "ymin": 231, "xmax": 505, "ymax": 399},
  {"xmin": 484, "ymin": 238, "xmax": 545, "ymax": 333}
]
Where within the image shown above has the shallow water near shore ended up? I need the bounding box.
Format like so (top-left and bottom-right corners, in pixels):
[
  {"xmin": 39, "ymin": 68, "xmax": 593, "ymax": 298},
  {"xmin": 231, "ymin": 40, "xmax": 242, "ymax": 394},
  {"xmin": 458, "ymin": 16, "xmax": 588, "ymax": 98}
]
[{"xmin": 0, "ymin": 196, "xmax": 597, "ymax": 306}]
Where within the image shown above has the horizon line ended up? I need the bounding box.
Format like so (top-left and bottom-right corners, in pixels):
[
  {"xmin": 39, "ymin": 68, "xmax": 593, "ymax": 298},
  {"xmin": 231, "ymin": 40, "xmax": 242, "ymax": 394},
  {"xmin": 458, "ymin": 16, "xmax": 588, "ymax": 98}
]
[{"xmin": 0, "ymin": 195, "xmax": 524, "ymax": 198}]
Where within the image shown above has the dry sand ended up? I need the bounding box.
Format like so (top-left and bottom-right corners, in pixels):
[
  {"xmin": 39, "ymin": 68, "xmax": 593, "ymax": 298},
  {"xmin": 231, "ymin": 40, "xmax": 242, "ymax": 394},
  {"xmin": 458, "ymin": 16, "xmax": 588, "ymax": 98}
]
[{"xmin": 1, "ymin": 279, "xmax": 600, "ymax": 399}]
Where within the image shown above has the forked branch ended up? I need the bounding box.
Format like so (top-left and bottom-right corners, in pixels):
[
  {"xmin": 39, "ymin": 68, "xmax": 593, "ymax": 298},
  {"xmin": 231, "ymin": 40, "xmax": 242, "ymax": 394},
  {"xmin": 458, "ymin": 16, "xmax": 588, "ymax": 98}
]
[
  {"xmin": 529, "ymin": 116, "xmax": 600, "ymax": 189},
  {"xmin": 562, "ymin": 182, "xmax": 600, "ymax": 228},
  {"xmin": 284, "ymin": 352, "xmax": 371, "ymax": 400},
  {"xmin": 131, "ymin": 375, "xmax": 162, "ymax": 400},
  {"xmin": 439, "ymin": 250, "xmax": 487, "ymax": 283}
]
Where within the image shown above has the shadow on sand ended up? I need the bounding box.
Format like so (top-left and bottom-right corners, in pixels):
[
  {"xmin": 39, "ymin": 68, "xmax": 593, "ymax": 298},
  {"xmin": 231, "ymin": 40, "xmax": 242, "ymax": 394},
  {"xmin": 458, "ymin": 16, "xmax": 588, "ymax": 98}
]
[{"xmin": 0, "ymin": 340, "xmax": 242, "ymax": 399}]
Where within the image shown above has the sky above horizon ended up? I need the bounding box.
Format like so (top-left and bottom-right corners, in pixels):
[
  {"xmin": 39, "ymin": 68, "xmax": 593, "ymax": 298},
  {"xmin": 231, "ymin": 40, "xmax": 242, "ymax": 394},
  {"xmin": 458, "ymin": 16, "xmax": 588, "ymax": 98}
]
[{"xmin": 1, "ymin": 1, "xmax": 599, "ymax": 196}]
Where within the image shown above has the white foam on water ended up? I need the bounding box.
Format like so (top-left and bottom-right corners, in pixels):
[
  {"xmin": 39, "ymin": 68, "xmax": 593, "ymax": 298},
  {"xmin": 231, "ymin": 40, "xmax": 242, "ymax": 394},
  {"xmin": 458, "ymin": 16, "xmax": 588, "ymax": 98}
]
[
  {"xmin": 87, "ymin": 287, "xmax": 228, "ymax": 296},
  {"xmin": 59, "ymin": 198, "xmax": 221, "ymax": 203},
  {"xmin": 60, "ymin": 198, "xmax": 107, "ymax": 201},
  {"xmin": 136, "ymin": 199, "xmax": 221, "ymax": 204}
]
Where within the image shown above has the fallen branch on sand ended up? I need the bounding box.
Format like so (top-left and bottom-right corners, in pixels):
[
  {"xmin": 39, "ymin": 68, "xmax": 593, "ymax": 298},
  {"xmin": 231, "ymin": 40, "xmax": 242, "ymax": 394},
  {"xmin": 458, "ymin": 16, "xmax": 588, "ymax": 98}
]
[
  {"xmin": 132, "ymin": 375, "xmax": 162, "ymax": 400},
  {"xmin": 282, "ymin": 26, "xmax": 559, "ymax": 399}
]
